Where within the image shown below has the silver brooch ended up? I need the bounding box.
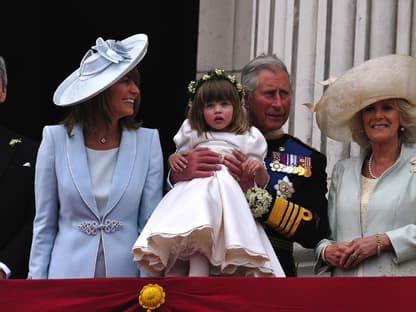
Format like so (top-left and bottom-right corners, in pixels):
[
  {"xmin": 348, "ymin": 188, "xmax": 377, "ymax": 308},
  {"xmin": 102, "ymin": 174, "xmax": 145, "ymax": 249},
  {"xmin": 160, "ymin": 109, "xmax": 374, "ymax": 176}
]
[{"xmin": 274, "ymin": 176, "xmax": 295, "ymax": 199}]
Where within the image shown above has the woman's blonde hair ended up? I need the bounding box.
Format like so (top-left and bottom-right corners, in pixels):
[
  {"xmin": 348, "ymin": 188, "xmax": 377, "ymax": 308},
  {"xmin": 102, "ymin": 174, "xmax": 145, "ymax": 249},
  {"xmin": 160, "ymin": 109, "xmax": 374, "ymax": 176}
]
[{"xmin": 349, "ymin": 98, "xmax": 416, "ymax": 148}]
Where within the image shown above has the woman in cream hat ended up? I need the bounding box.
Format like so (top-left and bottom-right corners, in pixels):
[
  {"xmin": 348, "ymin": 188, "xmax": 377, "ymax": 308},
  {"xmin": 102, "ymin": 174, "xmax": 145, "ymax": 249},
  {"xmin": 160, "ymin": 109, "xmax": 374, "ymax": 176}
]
[
  {"xmin": 313, "ymin": 54, "xmax": 416, "ymax": 276},
  {"xmin": 28, "ymin": 34, "xmax": 164, "ymax": 278}
]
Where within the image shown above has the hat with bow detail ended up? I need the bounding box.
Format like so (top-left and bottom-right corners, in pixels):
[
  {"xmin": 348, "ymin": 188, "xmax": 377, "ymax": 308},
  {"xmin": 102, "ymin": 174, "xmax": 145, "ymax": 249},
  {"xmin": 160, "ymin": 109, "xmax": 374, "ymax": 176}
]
[
  {"xmin": 311, "ymin": 54, "xmax": 416, "ymax": 142},
  {"xmin": 53, "ymin": 33, "xmax": 148, "ymax": 106}
]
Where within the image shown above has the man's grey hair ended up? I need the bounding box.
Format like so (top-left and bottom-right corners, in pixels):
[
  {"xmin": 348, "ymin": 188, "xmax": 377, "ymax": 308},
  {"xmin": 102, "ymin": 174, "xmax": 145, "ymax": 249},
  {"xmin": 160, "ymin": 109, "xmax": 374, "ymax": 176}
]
[
  {"xmin": 241, "ymin": 54, "xmax": 291, "ymax": 99},
  {"xmin": 0, "ymin": 56, "xmax": 7, "ymax": 89}
]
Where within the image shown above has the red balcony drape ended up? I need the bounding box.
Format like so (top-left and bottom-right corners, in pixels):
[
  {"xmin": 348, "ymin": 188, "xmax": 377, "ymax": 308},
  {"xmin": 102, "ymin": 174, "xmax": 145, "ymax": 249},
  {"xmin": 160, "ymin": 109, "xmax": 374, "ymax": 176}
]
[{"xmin": 1, "ymin": 276, "xmax": 414, "ymax": 311}]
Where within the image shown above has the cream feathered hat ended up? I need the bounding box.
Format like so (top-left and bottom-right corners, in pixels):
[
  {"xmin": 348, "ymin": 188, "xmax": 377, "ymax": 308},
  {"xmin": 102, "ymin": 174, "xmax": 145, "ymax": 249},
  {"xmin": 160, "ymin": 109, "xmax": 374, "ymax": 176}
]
[
  {"xmin": 53, "ymin": 33, "xmax": 148, "ymax": 106},
  {"xmin": 310, "ymin": 54, "xmax": 416, "ymax": 142}
]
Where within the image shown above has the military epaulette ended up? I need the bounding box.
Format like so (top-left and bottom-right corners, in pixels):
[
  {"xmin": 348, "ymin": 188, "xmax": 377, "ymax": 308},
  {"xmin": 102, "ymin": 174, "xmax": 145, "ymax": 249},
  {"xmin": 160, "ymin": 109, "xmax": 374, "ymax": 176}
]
[{"xmin": 265, "ymin": 196, "xmax": 312, "ymax": 238}]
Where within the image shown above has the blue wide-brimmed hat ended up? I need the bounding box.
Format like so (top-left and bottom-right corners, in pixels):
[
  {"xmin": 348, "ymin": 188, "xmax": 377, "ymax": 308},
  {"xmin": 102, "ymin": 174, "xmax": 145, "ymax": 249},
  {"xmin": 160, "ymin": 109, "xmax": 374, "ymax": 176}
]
[{"xmin": 53, "ymin": 33, "xmax": 148, "ymax": 106}]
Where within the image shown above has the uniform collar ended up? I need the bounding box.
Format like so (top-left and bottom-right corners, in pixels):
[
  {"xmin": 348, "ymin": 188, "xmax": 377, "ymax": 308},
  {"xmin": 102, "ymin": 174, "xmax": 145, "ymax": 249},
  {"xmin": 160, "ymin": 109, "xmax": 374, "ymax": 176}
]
[{"xmin": 264, "ymin": 129, "xmax": 285, "ymax": 140}]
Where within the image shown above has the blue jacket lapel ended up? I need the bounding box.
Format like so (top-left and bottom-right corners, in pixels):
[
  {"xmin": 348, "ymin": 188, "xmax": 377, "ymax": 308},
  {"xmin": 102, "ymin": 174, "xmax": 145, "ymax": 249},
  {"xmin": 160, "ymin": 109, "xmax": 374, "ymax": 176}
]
[
  {"xmin": 105, "ymin": 128, "xmax": 136, "ymax": 214},
  {"xmin": 67, "ymin": 125, "xmax": 99, "ymax": 215}
]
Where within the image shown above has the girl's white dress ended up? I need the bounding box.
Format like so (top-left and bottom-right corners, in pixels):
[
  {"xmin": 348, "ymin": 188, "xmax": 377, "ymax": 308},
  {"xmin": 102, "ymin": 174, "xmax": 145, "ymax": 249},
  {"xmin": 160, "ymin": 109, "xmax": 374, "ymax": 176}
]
[{"xmin": 132, "ymin": 120, "xmax": 285, "ymax": 277}]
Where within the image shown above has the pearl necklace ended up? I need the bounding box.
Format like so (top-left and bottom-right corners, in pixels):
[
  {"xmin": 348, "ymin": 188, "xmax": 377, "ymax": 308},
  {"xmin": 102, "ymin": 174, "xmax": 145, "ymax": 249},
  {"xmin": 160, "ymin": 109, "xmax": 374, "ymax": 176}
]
[{"xmin": 368, "ymin": 154, "xmax": 378, "ymax": 179}]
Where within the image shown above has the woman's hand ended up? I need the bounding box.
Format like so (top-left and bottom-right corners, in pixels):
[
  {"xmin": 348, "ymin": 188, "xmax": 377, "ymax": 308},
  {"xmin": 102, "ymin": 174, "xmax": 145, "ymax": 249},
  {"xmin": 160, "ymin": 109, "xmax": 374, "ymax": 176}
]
[
  {"xmin": 323, "ymin": 242, "xmax": 352, "ymax": 268},
  {"xmin": 339, "ymin": 235, "xmax": 387, "ymax": 269},
  {"xmin": 326, "ymin": 234, "xmax": 390, "ymax": 270}
]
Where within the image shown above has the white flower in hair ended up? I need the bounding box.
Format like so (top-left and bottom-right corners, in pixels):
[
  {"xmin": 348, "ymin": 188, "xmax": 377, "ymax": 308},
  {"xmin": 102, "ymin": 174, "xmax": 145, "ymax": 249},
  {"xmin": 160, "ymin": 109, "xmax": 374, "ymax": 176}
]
[
  {"xmin": 186, "ymin": 68, "xmax": 245, "ymax": 108},
  {"xmin": 215, "ymin": 68, "xmax": 224, "ymax": 75},
  {"xmin": 227, "ymin": 75, "xmax": 236, "ymax": 83}
]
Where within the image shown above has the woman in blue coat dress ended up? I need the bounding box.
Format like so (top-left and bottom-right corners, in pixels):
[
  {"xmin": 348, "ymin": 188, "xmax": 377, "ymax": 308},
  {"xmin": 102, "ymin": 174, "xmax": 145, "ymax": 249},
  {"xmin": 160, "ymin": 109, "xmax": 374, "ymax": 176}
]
[{"xmin": 28, "ymin": 34, "xmax": 164, "ymax": 278}]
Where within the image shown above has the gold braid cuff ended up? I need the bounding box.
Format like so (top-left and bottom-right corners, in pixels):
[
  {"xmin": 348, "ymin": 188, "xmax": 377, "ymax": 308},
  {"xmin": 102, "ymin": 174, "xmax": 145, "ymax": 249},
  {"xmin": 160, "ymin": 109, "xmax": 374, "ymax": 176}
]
[{"xmin": 265, "ymin": 196, "xmax": 312, "ymax": 238}]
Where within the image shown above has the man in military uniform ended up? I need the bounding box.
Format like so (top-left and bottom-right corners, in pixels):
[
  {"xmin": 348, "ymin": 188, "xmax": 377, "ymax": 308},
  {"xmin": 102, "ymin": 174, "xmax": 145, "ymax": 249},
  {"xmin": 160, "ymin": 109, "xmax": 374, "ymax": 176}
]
[
  {"xmin": 169, "ymin": 55, "xmax": 329, "ymax": 276},
  {"xmin": 236, "ymin": 54, "xmax": 329, "ymax": 276}
]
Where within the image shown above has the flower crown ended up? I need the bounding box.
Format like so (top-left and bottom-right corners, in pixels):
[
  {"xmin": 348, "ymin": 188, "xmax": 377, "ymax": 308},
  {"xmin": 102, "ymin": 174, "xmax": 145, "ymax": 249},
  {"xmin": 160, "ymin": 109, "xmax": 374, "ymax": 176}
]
[{"xmin": 187, "ymin": 68, "xmax": 245, "ymax": 107}]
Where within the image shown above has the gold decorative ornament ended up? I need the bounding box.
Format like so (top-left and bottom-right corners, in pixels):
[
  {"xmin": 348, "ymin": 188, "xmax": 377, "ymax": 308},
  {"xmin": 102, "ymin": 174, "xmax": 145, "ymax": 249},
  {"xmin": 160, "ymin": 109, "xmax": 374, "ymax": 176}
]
[
  {"xmin": 138, "ymin": 283, "xmax": 166, "ymax": 312},
  {"xmin": 375, "ymin": 234, "xmax": 382, "ymax": 256},
  {"xmin": 274, "ymin": 176, "xmax": 295, "ymax": 199},
  {"xmin": 265, "ymin": 197, "xmax": 313, "ymax": 238},
  {"xmin": 270, "ymin": 160, "xmax": 281, "ymax": 171}
]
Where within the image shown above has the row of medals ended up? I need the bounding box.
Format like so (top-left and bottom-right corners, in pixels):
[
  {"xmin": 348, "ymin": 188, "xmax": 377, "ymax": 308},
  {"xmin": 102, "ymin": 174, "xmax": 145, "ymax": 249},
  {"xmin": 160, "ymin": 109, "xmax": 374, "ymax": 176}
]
[{"xmin": 270, "ymin": 159, "xmax": 312, "ymax": 177}]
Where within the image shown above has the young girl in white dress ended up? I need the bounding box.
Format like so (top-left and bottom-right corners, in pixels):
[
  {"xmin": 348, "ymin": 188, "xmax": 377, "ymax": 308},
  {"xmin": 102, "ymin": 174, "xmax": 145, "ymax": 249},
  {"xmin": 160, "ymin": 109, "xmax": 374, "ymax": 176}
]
[{"xmin": 132, "ymin": 69, "xmax": 284, "ymax": 277}]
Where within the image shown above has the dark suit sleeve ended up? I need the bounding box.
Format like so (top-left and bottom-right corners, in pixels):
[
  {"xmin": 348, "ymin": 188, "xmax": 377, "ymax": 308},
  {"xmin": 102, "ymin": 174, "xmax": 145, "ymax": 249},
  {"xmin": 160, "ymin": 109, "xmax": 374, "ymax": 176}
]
[
  {"xmin": 1, "ymin": 212, "xmax": 34, "ymax": 277},
  {"xmin": 0, "ymin": 135, "xmax": 38, "ymax": 278}
]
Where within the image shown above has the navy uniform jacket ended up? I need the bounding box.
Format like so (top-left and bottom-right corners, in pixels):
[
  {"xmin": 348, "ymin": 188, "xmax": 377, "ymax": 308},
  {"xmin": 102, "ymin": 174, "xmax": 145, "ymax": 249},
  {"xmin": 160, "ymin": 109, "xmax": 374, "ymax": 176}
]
[
  {"xmin": 0, "ymin": 126, "xmax": 38, "ymax": 278},
  {"xmin": 261, "ymin": 133, "xmax": 329, "ymax": 276}
]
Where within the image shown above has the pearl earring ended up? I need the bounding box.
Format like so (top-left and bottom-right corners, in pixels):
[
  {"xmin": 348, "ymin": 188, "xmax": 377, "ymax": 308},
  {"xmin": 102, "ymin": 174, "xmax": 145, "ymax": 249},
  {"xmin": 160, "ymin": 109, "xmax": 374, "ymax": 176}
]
[{"xmin": 400, "ymin": 127, "xmax": 404, "ymax": 132}]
